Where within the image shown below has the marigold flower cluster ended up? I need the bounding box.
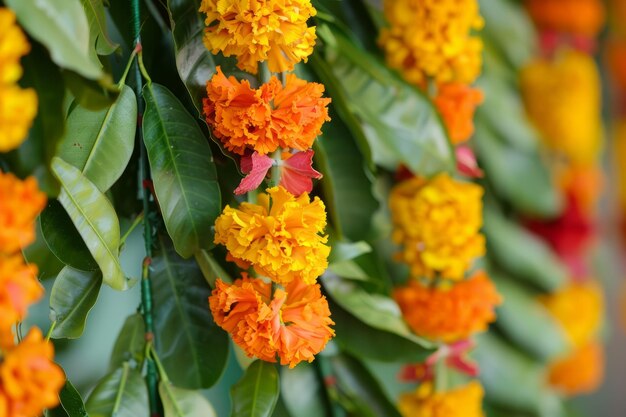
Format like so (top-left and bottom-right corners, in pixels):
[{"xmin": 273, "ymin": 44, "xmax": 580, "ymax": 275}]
[
  {"xmin": 521, "ymin": 50, "xmax": 602, "ymax": 166},
  {"xmin": 0, "ymin": 8, "xmax": 37, "ymax": 153},
  {"xmin": 203, "ymin": 67, "xmax": 330, "ymax": 156},
  {"xmin": 199, "ymin": 0, "xmax": 317, "ymax": 74},
  {"xmin": 390, "ymin": 173, "xmax": 485, "ymax": 281},
  {"xmin": 398, "ymin": 381, "xmax": 486, "ymax": 417},
  {"xmin": 548, "ymin": 341, "xmax": 604, "ymax": 396},
  {"xmin": 393, "ymin": 271, "xmax": 502, "ymax": 343},
  {"xmin": 433, "ymin": 83, "xmax": 484, "ymax": 145},
  {"xmin": 525, "ymin": 0, "xmax": 605, "ymax": 38}
]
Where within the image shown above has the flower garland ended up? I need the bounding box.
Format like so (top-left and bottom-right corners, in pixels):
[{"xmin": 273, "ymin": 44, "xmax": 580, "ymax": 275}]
[
  {"xmin": 0, "ymin": 8, "xmax": 65, "ymax": 416},
  {"xmin": 199, "ymin": 0, "xmax": 334, "ymax": 368}
]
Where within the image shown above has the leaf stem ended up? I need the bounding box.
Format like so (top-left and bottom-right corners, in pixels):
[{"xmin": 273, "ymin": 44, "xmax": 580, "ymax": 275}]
[
  {"xmin": 117, "ymin": 48, "xmax": 138, "ymax": 89},
  {"xmin": 119, "ymin": 212, "xmax": 145, "ymax": 248},
  {"xmin": 149, "ymin": 344, "xmax": 170, "ymax": 383},
  {"xmin": 46, "ymin": 320, "xmax": 57, "ymax": 341}
]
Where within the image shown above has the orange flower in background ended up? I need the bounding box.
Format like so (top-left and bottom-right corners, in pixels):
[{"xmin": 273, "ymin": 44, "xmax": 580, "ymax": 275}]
[
  {"xmin": 390, "ymin": 173, "xmax": 485, "ymax": 281},
  {"xmin": 0, "ymin": 328, "xmax": 65, "ymax": 417},
  {"xmin": 379, "ymin": 0, "xmax": 484, "ymax": 86},
  {"xmin": 398, "ymin": 381, "xmax": 485, "ymax": 417},
  {"xmin": 434, "ymin": 83, "xmax": 484, "ymax": 144},
  {"xmin": 214, "ymin": 186, "xmax": 330, "ymax": 285},
  {"xmin": 393, "ymin": 271, "xmax": 502, "ymax": 342},
  {"xmin": 199, "ymin": 0, "xmax": 317, "ymax": 74},
  {"xmin": 525, "ymin": 0, "xmax": 605, "ymax": 38},
  {"xmin": 606, "ymin": 38, "xmax": 626, "ymax": 95},
  {"xmin": 209, "ymin": 276, "xmax": 334, "ymax": 367},
  {"xmin": 204, "ymin": 67, "xmax": 330, "ymax": 156},
  {"xmin": 556, "ymin": 164, "xmax": 604, "ymax": 214},
  {"xmin": 539, "ymin": 280, "xmax": 603, "ymax": 348},
  {"xmin": 548, "ymin": 341, "xmax": 604, "ymax": 396},
  {"xmin": 0, "ymin": 173, "xmax": 46, "ymax": 254}
]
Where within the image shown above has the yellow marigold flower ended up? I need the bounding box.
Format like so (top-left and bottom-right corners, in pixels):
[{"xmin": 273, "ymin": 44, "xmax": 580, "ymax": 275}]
[
  {"xmin": 199, "ymin": 0, "xmax": 317, "ymax": 74},
  {"xmin": 539, "ymin": 280, "xmax": 603, "ymax": 348},
  {"xmin": 521, "ymin": 50, "xmax": 602, "ymax": 166},
  {"xmin": 393, "ymin": 271, "xmax": 502, "ymax": 342},
  {"xmin": 0, "ymin": 328, "xmax": 65, "ymax": 417},
  {"xmin": 0, "ymin": 9, "xmax": 30, "ymax": 85},
  {"xmin": 525, "ymin": 0, "xmax": 605, "ymax": 37},
  {"xmin": 214, "ymin": 186, "xmax": 329, "ymax": 285},
  {"xmin": 379, "ymin": 0, "xmax": 484, "ymax": 86},
  {"xmin": 209, "ymin": 275, "xmax": 334, "ymax": 368},
  {"xmin": 390, "ymin": 173, "xmax": 485, "ymax": 281},
  {"xmin": 0, "ymin": 173, "xmax": 47, "ymax": 254},
  {"xmin": 0, "ymin": 85, "xmax": 38, "ymax": 153},
  {"xmin": 398, "ymin": 381, "xmax": 485, "ymax": 417},
  {"xmin": 548, "ymin": 341, "xmax": 604, "ymax": 396}
]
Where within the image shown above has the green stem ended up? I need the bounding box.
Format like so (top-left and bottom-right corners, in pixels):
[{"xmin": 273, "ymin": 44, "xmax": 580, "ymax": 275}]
[
  {"xmin": 46, "ymin": 320, "xmax": 57, "ymax": 341},
  {"xmin": 434, "ymin": 357, "xmax": 448, "ymax": 393},
  {"xmin": 149, "ymin": 344, "xmax": 170, "ymax": 383},
  {"xmin": 120, "ymin": 212, "xmax": 145, "ymax": 248},
  {"xmin": 117, "ymin": 48, "xmax": 138, "ymax": 89},
  {"xmin": 138, "ymin": 51, "xmax": 153, "ymax": 85},
  {"xmin": 269, "ymin": 150, "xmax": 282, "ymax": 188}
]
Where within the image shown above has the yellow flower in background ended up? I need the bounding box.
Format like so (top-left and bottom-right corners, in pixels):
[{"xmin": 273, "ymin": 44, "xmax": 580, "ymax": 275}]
[
  {"xmin": 398, "ymin": 381, "xmax": 485, "ymax": 417},
  {"xmin": 0, "ymin": 9, "xmax": 30, "ymax": 85},
  {"xmin": 199, "ymin": 0, "xmax": 317, "ymax": 74},
  {"xmin": 379, "ymin": 0, "xmax": 484, "ymax": 86},
  {"xmin": 214, "ymin": 186, "xmax": 330, "ymax": 285},
  {"xmin": 539, "ymin": 280, "xmax": 604, "ymax": 348},
  {"xmin": 521, "ymin": 50, "xmax": 602, "ymax": 165},
  {"xmin": 0, "ymin": 85, "xmax": 37, "ymax": 153},
  {"xmin": 390, "ymin": 173, "xmax": 485, "ymax": 281},
  {"xmin": 548, "ymin": 341, "xmax": 604, "ymax": 397}
]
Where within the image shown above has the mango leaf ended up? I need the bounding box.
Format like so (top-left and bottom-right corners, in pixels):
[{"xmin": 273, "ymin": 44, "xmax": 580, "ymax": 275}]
[
  {"xmin": 327, "ymin": 240, "xmax": 372, "ymax": 281},
  {"xmin": 79, "ymin": 0, "xmax": 118, "ymax": 56},
  {"xmin": 483, "ymin": 203, "xmax": 566, "ymax": 292},
  {"xmin": 6, "ymin": 0, "xmax": 102, "ymax": 79},
  {"xmin": 46, "ymin": 379, "xmax": 88, "ymax": 417},
  {"xmin": 152, "ymin": 236, "xmax": 229, "ymax": 389},
  {"xmin": 22, "ymin": 220, "xmax": 65, "ymax": 280},
  {"xmin": 64, "ymin": 71, "xmax": 120, "ymax": 111},
  {"xmin": 159, "ymin": 381, "xmax": 217, "ymax": 417},
  {"xmin": 281, "ymin": 363, "xmax": 329, "ymax": 417},
  {"xmin": 40, "ymin": 200, "xmax": 98, "ymax": 271},
  {"xmin": 166, "ymin": 0, "xmax": 254, "ymax": 115},
  {"xmin": 490, "ymin": 270, "xmax": 569, "ymax": 362},
  {"xmin": 143, "ymin": 83, "xmax": 221, "ymax": 258},
  {"xmin": 51, "ymin": 157, "xmax": 130, "ymax": 291},
  {"xmin": 195, "ymin": 249, "xmax": 232, "ymax": 287},
  {"xmin": 57, "ymin": 85, "xmax": 136, "ymax": 192},
  {"xmin": 330, "ymin": 354, "xmax": 402, "ymax": 417},
  {"xmin": 49, "ymin": 266, "xmax": 102, "ymax": 339},
  {"xmin": 86, "ymin": 364, "xmax": 149, "ymax": 417},
  {"xmin": 312, "ymin": 28, "xmax": 454, "ymax": 176},
  {"xmin": 110, "ymin": 313, "xmax": 146, "ymax": 370},
  {"xmin": 231, "ymin": 360, "xmax": 279, "ymax": 417}
]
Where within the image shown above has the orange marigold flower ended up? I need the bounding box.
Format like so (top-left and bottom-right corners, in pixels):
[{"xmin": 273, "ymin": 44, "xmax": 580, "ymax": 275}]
[
  {"xmin": 398, "ymin": 381, "xmax": 485, "ymax": 417},
  {"xmin": 539, "ymin": 280, "xmax": 603, "ymax": 348},
  {"xmin": 0, "ymin": 255, "xmax": 42, "ymax": 348},
  {"xmin": 379, "ymin": 0, "xmax": 484, "ymax": 86},
  {"xmin": 209, "ymin": 276, "xmax": 334, "ymax": 368},
  {"xmin": 548, "ymin": 341, "xmax": 604, "ymax": 396},
  {"xmin": 520, "ymin": 50, "xmax": 602, "ymax": 166},
  {"xmin": 0, "ymin": 173, "xmax": 46, "ymax": 254},
  {"xmin": 393, "ymin": 271, "xmax": 502, "ymax": 342},
  {"xmin": 525, "ymin": 0, "xmax": 605, "ymax": 38},
  {"xmin": 214, "ymin": 186, "xmax": 330, "ymax": 285},
  {"xmin": 556, "ymin": 163, "xmax": 603, "ymax": 214},
  {"xmin": 0, "ymin": 9, "xmax": 30, "ymax": 85},
  {"xmin": 0, "ymin": 328, "xmax": 65, "ymax": 417},
  {"xmin": 199, "ymin": 0, "xmax": 317, "ymax": 74},
  {"xmin": 390, "ymin": 173, "xmax": 485, "ymax": 281},
  {"xmin": 204, "ymin": 67, "xmax": 330, "ymax": 156},
  {"xmin": 0, "ymin": 85, "xmax": 38, "ymax": 153},
  {"xmin": 434, "ymin": 83, "xmax": 484, "ymax": 145}
]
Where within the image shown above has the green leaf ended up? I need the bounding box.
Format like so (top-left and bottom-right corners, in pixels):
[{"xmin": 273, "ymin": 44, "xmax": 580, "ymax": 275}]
[
  {"xmin": 152, "ymin": 236, "xmax": 229, "ymax": 389},
  {"xmin": 49, "ymin": 266, "xmax": 102, "ymax": 339},
  {"xmin": 483, "ymin": 203, "xmax": 566, "ymax": 292},
  {"xmin": 312, "ymin": 28, "xmax": 454, "ymax": 176},
  {"xmin": 57, "ymin": 85, "xmax": 137, "ymax": 192},
  {"xmin": 195, "ymin": 249, "xmax": 232, "ymax": 286},
  {"xmin": 281, "ymin": 363, "xmax": 329, "ymax": 417},
  {"xmin": 6, "ymin": 0, "xmax": 102, "ymax": 79},
  {"xmin": 159, "ymin": 381, "xmax": 217, "ymax": 417},
  {"xmin": 143, "ymin": 83, "xmax": 221, "ymax": 258},
  {"xmin": 64, "ymin": 71, "xmax": 120, "ymax": 111},
  {"xmin": 166, "ymin": 0, "xmax": 254, "ymax": 114},
  {"xmin": 22, "ymin": 220, "xmax": 65, "ymax": 280},
  {"xmin": 79, "ymin": 0, "xmax": 118, "ymax": 56},
  {"xmin": 231, "ymin": 360, "xmax": 279, "ymax": 417},
  {"xmin": 40, "ymin": 200, "xmax": 98, "ymax": 272},
  {"xmin": 46, "ymin": 379, "xmax": 89, "ymax": 417},
  {"xmin": 330, "ymin": 354, "xmax": 402, "ymax": 417},
  {"xmin": 51, "ymin": 157, "xmax": 130, "ymax": 290},
  {"xmin": 327, "ymin": 240, "xmax": 373, "ymax": 281},
  {"xmin": 110, "ymin": 313, "xmax": 146, "ymax": 370},
  {"xmin": 86, "ymin": 364, "xmax": 149, "ymax": 417}
]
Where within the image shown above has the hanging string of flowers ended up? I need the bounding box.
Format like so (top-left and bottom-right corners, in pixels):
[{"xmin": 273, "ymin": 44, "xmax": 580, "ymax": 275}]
[
  {"xmin": 521, "ymin": 0, "xmax": 606, "ymax": 397},
  {"xmin": 199, "ymin": 0, "xmax": 335, "ymax": 368},
  {"xmin": 0, "ymin": 9, "xmax": 64, "ymax": 416}
]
